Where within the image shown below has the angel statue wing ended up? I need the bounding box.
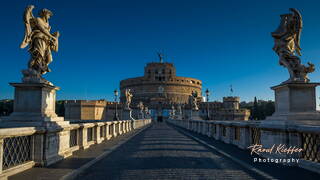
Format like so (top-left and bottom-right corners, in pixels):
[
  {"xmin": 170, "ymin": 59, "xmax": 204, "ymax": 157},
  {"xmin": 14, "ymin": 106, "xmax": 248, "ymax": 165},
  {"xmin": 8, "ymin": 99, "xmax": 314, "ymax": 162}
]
[
  {"xmin": 20, "ymin": 5, "xmax": 35, "ymax": 49},
  {"xmin": 290, "ymin": 8, "xmax": 303, "ymax": 56}
]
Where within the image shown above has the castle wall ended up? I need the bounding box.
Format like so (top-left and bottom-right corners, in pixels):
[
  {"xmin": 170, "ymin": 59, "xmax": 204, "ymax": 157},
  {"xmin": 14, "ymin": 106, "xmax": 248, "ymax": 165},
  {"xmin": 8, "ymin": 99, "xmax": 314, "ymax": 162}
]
[{"xmin": 64, "ymin": 100, "xmax": 106, "ymax": 121}]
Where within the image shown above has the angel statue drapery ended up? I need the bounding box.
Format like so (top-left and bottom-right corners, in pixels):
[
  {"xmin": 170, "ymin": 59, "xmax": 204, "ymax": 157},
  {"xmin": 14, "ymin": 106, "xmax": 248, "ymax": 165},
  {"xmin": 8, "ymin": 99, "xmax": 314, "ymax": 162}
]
[
  {"xmin": 20, "ymin": 5, "xmax": 60, "ymax": 84},
  {"xmin": 271, "ymin": 8, "xmax": 314, "ymax": 83}
]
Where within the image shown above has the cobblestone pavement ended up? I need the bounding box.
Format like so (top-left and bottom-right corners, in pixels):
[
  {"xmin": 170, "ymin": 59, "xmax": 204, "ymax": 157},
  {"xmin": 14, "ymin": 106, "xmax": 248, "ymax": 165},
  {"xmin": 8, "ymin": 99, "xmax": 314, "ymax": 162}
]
[{"xmin": 78, "ymin": 122, "xmax": 320, "ymax": 180}]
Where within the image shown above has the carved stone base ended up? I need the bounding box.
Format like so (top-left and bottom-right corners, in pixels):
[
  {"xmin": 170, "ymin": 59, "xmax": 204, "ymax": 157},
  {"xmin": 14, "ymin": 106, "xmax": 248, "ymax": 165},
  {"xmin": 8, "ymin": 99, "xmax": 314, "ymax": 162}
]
[
  {"xmin": 22, "ymin": 69, "xmax": 53, "ymax": 85},
  {"xmin": 266, "ymin": 82, "xmax": 320, "ymax": 125},
  {"xmin": 0, "ymin": 83, "xmax": 69, "ymax": 127}
]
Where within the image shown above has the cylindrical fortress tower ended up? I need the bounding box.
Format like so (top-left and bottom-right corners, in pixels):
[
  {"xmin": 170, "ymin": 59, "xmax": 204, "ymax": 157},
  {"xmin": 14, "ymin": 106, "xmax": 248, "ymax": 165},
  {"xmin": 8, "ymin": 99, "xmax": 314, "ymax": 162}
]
[{"xmin": 119, "ymin": 61, "xmax": 202, "ymax": 108}]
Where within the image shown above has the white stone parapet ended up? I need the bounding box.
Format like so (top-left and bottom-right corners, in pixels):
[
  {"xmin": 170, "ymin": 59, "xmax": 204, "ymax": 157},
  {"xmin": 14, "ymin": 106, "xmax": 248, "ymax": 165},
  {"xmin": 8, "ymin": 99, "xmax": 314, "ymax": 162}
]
[
  {"xmin": 167, "ymin": 118, "xmax": 320, "ymax": 175},
  {"xmin": 0, "ymin": 119, "xmax": 152, "ymax": 179}
]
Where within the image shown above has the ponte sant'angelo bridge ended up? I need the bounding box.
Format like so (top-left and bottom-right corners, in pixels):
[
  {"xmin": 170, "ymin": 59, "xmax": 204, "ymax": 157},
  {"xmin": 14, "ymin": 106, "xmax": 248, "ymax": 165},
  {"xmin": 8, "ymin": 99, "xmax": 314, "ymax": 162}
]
[
  {"xmin": 0, "ymin": 119, "xmax": 319, "ymax": 180},
  {"xmin": 0, "ymin": 5, "xmax": 319, "ymax": 180}
]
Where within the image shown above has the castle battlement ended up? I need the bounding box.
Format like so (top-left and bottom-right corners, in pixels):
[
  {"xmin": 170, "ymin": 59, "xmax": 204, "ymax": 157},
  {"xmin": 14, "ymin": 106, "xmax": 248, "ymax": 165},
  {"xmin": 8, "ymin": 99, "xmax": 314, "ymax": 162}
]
[
  {"xmin": 223, "ymin": 96, "xmax": 240, "ymax": 102},
  {"xmin": 65, "ymin": 100, "xmax": 107, "ymax": 106}
]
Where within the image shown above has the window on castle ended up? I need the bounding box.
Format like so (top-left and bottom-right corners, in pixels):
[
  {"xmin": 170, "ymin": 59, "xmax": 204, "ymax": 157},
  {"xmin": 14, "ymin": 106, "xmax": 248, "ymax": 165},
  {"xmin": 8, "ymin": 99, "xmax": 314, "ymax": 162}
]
[{"xmin": 157, "ymin": 76, "xmax": 165, "ymax": 81}]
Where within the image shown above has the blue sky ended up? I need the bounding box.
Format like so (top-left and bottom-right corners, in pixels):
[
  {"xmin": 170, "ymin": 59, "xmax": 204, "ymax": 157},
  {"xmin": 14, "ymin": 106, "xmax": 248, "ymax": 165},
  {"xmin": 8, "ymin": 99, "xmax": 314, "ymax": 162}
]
[{"xmin": 1, "ymin": 0, "xmax": 320, "ymax": 103}]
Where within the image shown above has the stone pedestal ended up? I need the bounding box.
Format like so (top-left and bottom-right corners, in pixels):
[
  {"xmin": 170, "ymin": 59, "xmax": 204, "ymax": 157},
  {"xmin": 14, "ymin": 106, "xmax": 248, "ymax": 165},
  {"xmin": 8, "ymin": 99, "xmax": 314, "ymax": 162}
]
[
  {"xmin": 266, "ymin": 83, "xmax": 320, "ymax": 124},
  {"xmin": 0, "ymin": 82, "xmax": 71, "ymax": 167},
  {"xmin": 261, "ymin": 83, "xmax": 320, "ymax": 160},
  {"xmin": 122, "ymin": 109, "xmax": 134, "ymax": 120},
  {"xmin": 0, "ymin": 83, "xmax": 69, "ymax": 127}
]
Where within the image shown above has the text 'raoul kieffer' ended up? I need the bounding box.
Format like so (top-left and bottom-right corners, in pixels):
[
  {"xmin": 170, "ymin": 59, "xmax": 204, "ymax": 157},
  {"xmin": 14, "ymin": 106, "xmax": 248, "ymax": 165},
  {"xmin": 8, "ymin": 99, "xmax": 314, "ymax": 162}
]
[{"xmin": 247, "ymin": 144, "xmax": 303, "ymax": 155}]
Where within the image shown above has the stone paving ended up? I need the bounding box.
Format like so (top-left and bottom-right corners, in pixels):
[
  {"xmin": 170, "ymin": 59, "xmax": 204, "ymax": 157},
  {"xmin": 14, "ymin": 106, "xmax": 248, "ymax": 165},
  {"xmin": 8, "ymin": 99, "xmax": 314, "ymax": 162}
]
[{"xmin": 78, "ymin": 122, "xmax": 320, "ymax": 180}]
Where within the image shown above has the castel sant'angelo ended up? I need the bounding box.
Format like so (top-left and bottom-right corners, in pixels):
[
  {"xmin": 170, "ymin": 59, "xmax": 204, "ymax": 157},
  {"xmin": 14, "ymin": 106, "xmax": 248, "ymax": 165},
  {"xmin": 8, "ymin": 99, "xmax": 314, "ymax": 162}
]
[
  {"xmin": 119, "ymin": 56, "xmax": 202, "ymax": 109},
  {"xmin": 65, "ymin": 55, "xmax": 250, "ymax": 121}
]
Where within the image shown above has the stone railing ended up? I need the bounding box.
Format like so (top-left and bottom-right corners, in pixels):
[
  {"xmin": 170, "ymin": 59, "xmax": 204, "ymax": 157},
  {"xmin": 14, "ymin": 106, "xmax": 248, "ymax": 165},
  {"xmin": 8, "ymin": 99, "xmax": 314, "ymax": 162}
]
[
  {"xmin": 0, "ymin": 119, "xmax": 151, "ymax": 178},
  {"xmin": 168, "ymin": 119, "xmax": 320, "ymax": 174}
]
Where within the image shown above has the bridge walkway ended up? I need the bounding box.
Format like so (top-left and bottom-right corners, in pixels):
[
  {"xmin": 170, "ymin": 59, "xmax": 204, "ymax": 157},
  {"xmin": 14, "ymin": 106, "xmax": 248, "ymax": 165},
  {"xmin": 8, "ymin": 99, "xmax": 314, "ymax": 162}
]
[
  {"xmin": 78, "ymin": 123, "xmax": 319, "ymax": 180},
  {"xmin": 10, "ymin": 122, "xmax": 320, "ymax": 180}
]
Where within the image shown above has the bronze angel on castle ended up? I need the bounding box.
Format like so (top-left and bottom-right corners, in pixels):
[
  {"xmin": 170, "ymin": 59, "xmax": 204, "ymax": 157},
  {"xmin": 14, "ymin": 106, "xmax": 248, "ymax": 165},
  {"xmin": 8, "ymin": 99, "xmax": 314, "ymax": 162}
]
[
  {"xmin": 20, "ymin": 5, "xmax": 60, "ymax": 84},
  {"xmin": 272, "ymin": 8, "xmax": 314, "ymax": 83}
]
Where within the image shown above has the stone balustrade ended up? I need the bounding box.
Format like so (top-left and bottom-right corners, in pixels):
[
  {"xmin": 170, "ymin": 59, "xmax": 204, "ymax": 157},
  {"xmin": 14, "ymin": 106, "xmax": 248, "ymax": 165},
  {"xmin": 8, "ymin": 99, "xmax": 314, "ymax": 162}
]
[
  {"xmin": 0, "ymin": 119, "xmax": 151, "ymax": 178},
  {"xmin": 167, "ymin": 119, "xmax": 320, "ymax": 174}
]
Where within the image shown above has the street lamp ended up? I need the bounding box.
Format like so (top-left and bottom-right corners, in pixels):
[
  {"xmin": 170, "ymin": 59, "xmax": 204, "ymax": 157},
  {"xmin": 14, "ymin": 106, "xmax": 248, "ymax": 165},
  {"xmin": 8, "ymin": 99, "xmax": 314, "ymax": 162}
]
[
  {"xmin": 113, "ymin": 89, "xmax": 119, "ymax": 121},
  {"xmin": 205, "ymin": 89, "xmax": 210, "ymax": 120}
]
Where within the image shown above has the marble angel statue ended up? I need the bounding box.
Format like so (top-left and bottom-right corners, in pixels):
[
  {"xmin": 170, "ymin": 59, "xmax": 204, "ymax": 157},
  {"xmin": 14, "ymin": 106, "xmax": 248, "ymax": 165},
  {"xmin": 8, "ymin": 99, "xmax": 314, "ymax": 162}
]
[
  {"xmin": 271, "ymin": 8, "xmax": 314, "ymax": 83},
  {"xmin": 20, "ymin": 5, "xmax": 60, "ymax": 84},
  {"xmin": 125, "ymin": 89, "xmax": 133, "ymax": 110},
  {"xmin": 190, "ymin": 91, "xmax": 199, "ymax": 111}
]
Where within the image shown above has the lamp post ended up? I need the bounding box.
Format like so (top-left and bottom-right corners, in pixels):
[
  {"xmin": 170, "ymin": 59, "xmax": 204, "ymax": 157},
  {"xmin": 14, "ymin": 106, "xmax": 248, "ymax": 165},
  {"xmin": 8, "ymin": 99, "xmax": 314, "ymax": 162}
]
[
  {"xmin": 205, "ymin": 89, "xmax": 210, "ymax": 120},
  {"xmin": 113, "ymin": 89, "xmax": 119, "ymax": 121}
]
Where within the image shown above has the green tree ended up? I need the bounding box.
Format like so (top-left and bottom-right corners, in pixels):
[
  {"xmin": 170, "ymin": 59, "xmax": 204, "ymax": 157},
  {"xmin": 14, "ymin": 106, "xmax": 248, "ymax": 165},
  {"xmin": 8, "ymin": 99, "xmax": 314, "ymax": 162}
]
[
  {"xmin": 252, "ymin": 97, "xmax": 259, "ymax": 120},
  {"xmin": 240, "ymin": 98, "xmax": 275, "ymax": 120},
  {"xmin": 0, "ymin": 100, "xmax": 13, "ymax": 116}
]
